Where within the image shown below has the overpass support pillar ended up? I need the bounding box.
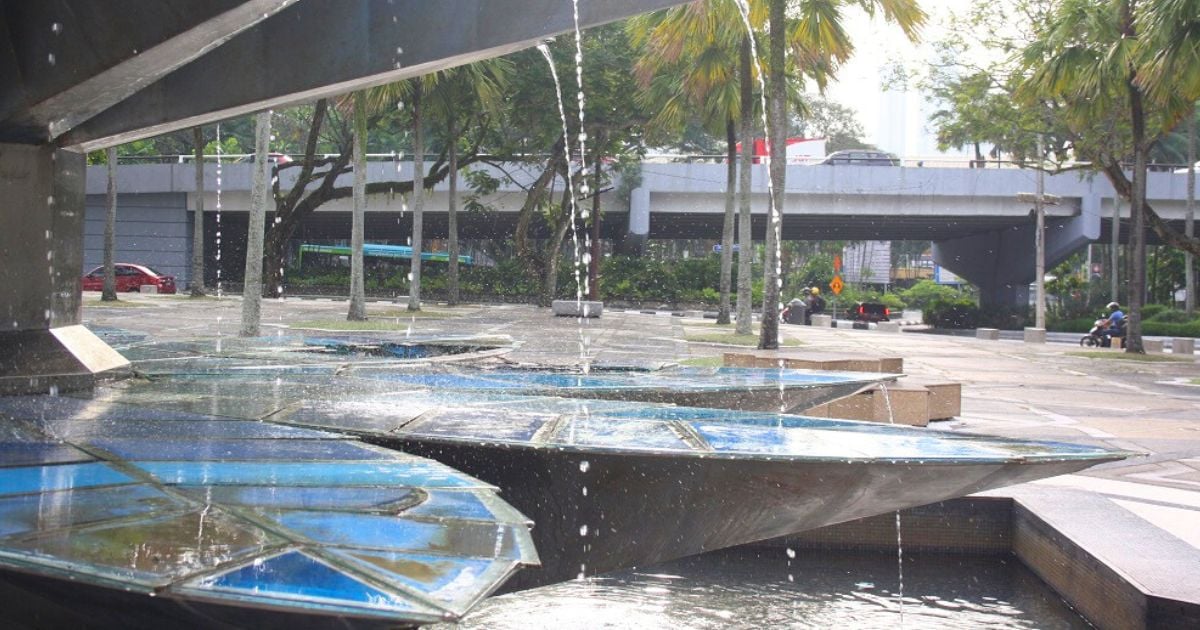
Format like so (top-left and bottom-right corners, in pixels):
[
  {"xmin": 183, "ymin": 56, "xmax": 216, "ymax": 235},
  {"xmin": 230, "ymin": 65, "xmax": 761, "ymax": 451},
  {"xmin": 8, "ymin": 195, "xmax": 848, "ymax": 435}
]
[
  {"xmin": 621, "ymin": 185, "xmax": 650, "ymax": 255},
  {"xmin": 933, "ymin": 198, "xmax": 1100, "ymax": 310},
  {"xmin": 0, "ymin": 144, "xmax": 129, "ymax": 395}
]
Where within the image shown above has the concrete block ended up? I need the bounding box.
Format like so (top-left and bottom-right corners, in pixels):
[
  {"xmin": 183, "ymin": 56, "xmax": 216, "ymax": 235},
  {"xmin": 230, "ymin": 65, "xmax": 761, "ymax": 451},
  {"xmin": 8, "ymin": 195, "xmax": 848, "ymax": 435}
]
[
  {"xmin": 551, "ymin": 300, "xmax": 602, "ymax": 318},
  {"xmin": 1023, "ymin": 327, "xmax": 1046, "ymax": 344},
  {"xmin": 810, "ymin": 314, "xmax": 833, "ymax": 328},
  {"xmin": 139, "ymin": 284, "xmax": 158, "ymax": 294},
  {"xmin": 722, "ymin": 351, "xmax": 903, "ymax": 374},
  {"xmin": 806, "ymin": 382, "xmax": 929, "ymax": 427},
  {"xmin": 875, "ymin": 322, "xmax": 900, "ymax": 333},
  {"xmin": 1172, "ymin": 338, "xmax": 1195, "ymax": 355},
  {"xmin": 1143, "ymin": 339, "xmax": 1164, "ymax": 353},
  {"xmin": 976, "ymin": 328, "xmax": 1000, "ymax": 340},
  {"xmin": 909, "ymin": 379, "xmax": 962, "ymax": 420}
]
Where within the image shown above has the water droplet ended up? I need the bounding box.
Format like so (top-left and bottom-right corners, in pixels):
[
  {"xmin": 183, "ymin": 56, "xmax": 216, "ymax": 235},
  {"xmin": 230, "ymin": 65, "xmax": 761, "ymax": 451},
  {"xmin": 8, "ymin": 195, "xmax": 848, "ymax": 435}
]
[
  {"xmin": 579, "ymin": 524, "xmax": 588, "ymax": 536},
  {"xmin": 47, "ymin": 195, "xmax": 55, "ymax": 206},
  {"xmin": 786, "ymin": 547, "xmax": 796, "ymax": 559},
  {"xmin": 47, "ymin": 53, "xmax": 55, "ymax": 66},
  {"xmin": 51, "ymin": 22, "xmax": 62, "ymax": 34},
  {"xmin": 579, "ymin": 460, "xmax": 590, "ymax": 473}
]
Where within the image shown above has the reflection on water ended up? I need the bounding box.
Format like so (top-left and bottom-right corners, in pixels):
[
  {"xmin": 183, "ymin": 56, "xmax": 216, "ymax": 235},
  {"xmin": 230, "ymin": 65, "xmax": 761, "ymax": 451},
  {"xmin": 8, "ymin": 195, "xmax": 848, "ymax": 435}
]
[{"xmin": 444, "ymin": 548, "xmax": 1088, "ymax": 629}]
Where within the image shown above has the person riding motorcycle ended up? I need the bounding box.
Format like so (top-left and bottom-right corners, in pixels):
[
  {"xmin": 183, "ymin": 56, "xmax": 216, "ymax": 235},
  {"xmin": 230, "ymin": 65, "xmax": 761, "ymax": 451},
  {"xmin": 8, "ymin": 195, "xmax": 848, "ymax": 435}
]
[
  {"xmin": 1101, "ymin": 301, "xmax": 1126, "ymax": 347},
  {"xmin": 805, "ymin": 287, "xmax": 826, "ymax": 324}
]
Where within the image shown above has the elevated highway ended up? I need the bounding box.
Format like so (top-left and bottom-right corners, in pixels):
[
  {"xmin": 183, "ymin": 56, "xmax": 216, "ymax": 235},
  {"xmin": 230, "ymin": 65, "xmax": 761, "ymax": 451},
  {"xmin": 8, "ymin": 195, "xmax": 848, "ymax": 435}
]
[{"xmin": 89, "ymin": 160, "xmax": 1198, "ymax": 306}]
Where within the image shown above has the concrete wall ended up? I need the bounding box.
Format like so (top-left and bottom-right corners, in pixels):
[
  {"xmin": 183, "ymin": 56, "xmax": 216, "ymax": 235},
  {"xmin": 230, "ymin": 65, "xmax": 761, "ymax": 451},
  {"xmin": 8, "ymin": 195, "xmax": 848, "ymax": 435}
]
[{"xmin": 83, "ymin": 192, "xmax": 191, "ymax": 285}]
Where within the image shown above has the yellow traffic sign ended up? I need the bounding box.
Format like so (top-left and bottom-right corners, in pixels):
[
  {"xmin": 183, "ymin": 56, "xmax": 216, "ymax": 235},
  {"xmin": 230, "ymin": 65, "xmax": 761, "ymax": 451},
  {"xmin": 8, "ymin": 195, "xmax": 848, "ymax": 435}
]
[{"xmin": 830, "ymin": 276, "xmax": 844, "ymax": 295}]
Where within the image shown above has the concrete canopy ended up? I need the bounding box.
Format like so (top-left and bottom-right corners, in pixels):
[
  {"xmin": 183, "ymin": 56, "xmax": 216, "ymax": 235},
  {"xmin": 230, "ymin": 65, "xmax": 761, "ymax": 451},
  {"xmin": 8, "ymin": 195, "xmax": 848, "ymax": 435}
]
[{"xmin": 0, "ymin": 0, "xmax": 687, "ymax": 151}]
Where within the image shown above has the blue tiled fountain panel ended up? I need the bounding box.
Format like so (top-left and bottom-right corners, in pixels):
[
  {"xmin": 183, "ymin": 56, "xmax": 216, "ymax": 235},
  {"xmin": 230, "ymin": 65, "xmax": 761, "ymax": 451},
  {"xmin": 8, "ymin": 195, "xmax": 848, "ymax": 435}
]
[{"xmin": 0, "ymin": 396, "xmax": 537, "ymax": 624}]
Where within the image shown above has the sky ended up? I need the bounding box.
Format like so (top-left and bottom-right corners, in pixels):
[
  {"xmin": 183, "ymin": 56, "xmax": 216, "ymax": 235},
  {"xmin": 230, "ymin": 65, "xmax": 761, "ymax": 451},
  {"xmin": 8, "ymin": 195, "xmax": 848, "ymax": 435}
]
[{"xmin": 823, "ymin": 0, "xmax": 965, "ymax": 158}]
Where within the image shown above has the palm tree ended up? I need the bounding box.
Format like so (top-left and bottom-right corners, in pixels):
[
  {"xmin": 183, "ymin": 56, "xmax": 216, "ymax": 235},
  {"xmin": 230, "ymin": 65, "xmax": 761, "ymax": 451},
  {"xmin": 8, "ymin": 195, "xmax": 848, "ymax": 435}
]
[
  {"xmin": 408, "ymin": 82, "xmax": 425, "ymax": 312},
  {"xmin": 240, "ymin": 111, "xmax": 272, "ymax": 337},
  {"xmin": 190, "ymin": 127, "xmax": 206, "ymax": 297},
  {"xmin": 348, "ymin": 91, "xmax": 368, "ymax": 321},
  {"xmin": 758, "ymin": 0, "xmax": 924, "ymax": 349},
  {"xmin": 1020, "ymin": 0, "xmax": 1195, "ymax": 353},
  {"xmin": 102, "ymin": 146, "xmax": 118, "ymax": 302},
  {"xmin": 737, "ymin": 34, "xmax": 756, "ymax": 336},
  {"xmin": 630, "ymin": 2, "xmax": 745, "ymax": 325}
]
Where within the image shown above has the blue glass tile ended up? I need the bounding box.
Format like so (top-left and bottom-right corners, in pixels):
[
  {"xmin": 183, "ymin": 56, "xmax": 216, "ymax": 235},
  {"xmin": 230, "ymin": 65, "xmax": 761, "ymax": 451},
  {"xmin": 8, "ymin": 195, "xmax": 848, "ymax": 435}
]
[
  {"xmin": 0, "ymin": 443, "xmax": 93, "ymax": 467},
  {"xmin": 401, "ymin": 410, "xmax": 552, "ymax": 442},
  {"xmin": 7, "ymin": 510, "xmax": 278, "ymax": 587},
  {"xmin": 87, "ymin": 439, "xmax": 391, "ymax": 462},
  {"xmin": 0, "ymin": 484, "xmax": 183, "ymax": 538},
  {"xmin": 269, "ymin": 511, "xmax": 524, "ymax": 560},
  {"xmin": 136, "ymin": 462, "xmax": 488, "ymax": 488},
  {"xmin": 0, "ymin": 463, "xmax": 133, "ymax": 496},
  {"xmin": 333, "ymin": 549, "xmax": 499, "ymax": 611},
  {"xmin": 175, "ymin": 486, "xmax": 419, "ymax": 512},
  {"xmin": 365, "ymin": 374, "xmax": 515, "ymax": 390},
  {"xmin": 403, "ymin": 490, "xmax": 494, "ymax": 521},
  {"xmin": 193, "ymin": 551, "xmax": 422, "ymax": 612}
]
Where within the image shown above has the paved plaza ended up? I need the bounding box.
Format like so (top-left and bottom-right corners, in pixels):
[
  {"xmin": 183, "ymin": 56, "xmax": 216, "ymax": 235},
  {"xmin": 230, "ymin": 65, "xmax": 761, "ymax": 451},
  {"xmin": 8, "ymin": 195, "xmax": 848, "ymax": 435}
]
[{"xmin": 82, "ymin": 293, "xmax": 1200, "ymax": 615}]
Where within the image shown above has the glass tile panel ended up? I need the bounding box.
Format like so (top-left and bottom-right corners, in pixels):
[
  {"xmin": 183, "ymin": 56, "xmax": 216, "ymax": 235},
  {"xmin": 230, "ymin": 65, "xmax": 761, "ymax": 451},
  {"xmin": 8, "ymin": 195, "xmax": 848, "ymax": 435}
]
[
  {"xmin": 269, "ymin": 511, "xmax": 523, "ymax": 560},
  {"xmin": 55, "ymin": 419, "xmax": 342, "ymax": 441},
  {"xmin": 0, "ymin": 443, "xmax": 93, "ymax": 467},
  {"xmin": 0, "ymin": 463, "xmax": 133, "ymax": 496},
  {"xmin": 403, "ymin": 490, "xmax": 494, "ymax": 521},
  {"xmin": 0, "ymin": 484, "xmax": 183, "ymax": 538},
  {"xmin": 192, "ymin": 550, "xmax": 422, "ymax": 613},
  {"xmin": 136, "ymin": 462, "xmax": 487, "ymax": 489},
  {"xmin": 88, "ymin": 439, "xmax": 391, "ymax": 462},
  {"xmin": 551, "ymin": 417, "xmax": 690, "ymax": 451},
  {"xmin": 400, "ymin": 410, "xmax": 553, "ymax": 442},
  {"xmin": 7, "ymin": 510, "xmax": 278, "ymax": 587},
  {"xmin": 690, "ymin": 422, "xmax": 874, "ymax": 458},
  {"xmin": 175, "ymin": 486, "xmax": 419, "ymax": 512},
  {"xmin": 334, "ymin": 549, "xmax": 500, "ymax": 612}
]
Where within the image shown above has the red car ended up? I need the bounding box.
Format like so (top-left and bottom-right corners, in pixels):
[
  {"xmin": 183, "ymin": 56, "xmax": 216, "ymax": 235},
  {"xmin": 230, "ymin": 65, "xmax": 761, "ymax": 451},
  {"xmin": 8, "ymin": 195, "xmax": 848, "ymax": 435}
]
[{"xmin": 81, "ymin": 263, "xmax": 177, "ymax": 294}]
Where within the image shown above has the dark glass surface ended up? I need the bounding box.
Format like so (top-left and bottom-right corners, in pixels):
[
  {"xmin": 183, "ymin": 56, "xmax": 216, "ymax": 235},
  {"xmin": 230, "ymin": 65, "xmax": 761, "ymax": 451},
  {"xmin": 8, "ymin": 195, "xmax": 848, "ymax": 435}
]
[
  {"xmin": 0, "ymin": 442, "xmax": 94, "ymax": 467},
  {"xmin": 402, "ymin": 409, "xmax": 553, "ymax": 442},
  {"xmin": 403, "ymin": 490, "xmax": 496, "ymax": 521}
]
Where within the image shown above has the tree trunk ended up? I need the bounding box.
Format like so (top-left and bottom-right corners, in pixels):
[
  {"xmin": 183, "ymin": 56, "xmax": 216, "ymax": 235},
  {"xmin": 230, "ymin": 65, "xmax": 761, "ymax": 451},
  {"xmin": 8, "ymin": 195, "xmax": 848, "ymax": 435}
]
[
  {"xmin": 240, "ymin": 111, "xmax": 272, "ymax": 337},
  {"xmin": 543, "ymin": 201, "xmax": 574, "ymax": 307},
  {"xmin": 718, "ymin": 116, "xmax": 736, "ymax": 325},
  {"xmin": 1111, "ymin": 195, "xmax": 1121, "ymax": 302},
  {"xmin": 1125, "ymin": 74, "xmax": 1147, "ymax": 353},
  {"xmin": 447, "ymin": 111, "xmax": 460, "ymax": 306},
  {"xmin": 348, "ymin": 91, "xmax": 368, "ymax": 321},
  {"xmin": 190, "ymin": 127, "xmax": 206, "ymax": 297},
  {"xmin": 102, "ymin": 147, "xmax": 118, "ymax": 301},
  {"xmin": 759, "ymin": 0, "xmax": 785, "ymax": 350},
  {"xmin": 589, "ymin": 142, "xmax": 602, "ymax": 302},
  {"xmin": 1187, "ymin": 107, "xmax": 1196, "ymax": 316},
  {"xmin": 408, "ymin": 83, "xmax": 424, "ymax": 312},
  {"xmin": 735, "ymin": 36, "xmax": 754, "ymax": 336}
]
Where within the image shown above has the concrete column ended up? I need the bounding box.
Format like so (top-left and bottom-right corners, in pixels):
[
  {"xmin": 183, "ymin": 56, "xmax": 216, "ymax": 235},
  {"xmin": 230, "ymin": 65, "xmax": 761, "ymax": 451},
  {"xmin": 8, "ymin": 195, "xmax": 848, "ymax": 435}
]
[
  {"xmin": 0, "ymin": 143, "xmax": 128, "ymax": 394},
  {"xmin": 623, "ymin": 185, "xmax": 650, "ymax": 254}
]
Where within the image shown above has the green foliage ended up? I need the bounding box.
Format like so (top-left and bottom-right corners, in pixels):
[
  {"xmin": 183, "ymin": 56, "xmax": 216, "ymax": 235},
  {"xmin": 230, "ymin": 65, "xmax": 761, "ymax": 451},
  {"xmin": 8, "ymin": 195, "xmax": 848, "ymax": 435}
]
[
  {"xmin": 1147, "ymin": 308, "xmax": 1194, "ymax": 323},
  {"xmin": 1141, "ymin": 303, "xmax": 1169, "ymax": 319},
  {"xmin": 923, "ymin": 298, "xmax": 981, "ymax": 329},
  {"xmin": 899, "ymin": 280, "xmax": 959, "ymax": 311}
]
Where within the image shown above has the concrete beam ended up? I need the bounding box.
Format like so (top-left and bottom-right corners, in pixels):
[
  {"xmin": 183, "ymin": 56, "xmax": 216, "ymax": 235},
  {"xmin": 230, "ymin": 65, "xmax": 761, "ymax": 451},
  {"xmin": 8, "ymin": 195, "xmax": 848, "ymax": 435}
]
[
  {"xmin": 0, "ymin": 0, "xmax": 294, "ymax": 144},
  {"xmin": 58, "ymin": 0, "xmax": 687, "ymax": 151}
]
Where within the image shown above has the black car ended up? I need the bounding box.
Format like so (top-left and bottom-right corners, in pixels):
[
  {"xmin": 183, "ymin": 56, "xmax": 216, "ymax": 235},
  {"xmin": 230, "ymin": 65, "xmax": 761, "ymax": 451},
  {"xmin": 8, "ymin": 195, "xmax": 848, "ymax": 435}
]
[
  {"xmin": 853, "ymin": 302, "xmax": 891, "ymax": 323},
  {"xmin": 818, "ymin": 150, "xmax": 900, "ymax": 166}
]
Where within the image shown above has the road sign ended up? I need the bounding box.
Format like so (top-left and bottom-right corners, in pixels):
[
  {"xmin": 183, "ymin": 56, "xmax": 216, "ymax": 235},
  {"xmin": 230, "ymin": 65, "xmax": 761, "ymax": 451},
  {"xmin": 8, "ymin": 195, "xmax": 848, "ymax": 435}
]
[
  {"xmin": 833, "ymin": 255, "xmax": 842, "ymax": 272},
  {"xmin": 830, "ymin": 275, "xmax": 844, "ymax": 295},
  {"xmin": 713, "ymin": 244, "xmax": 741, "ymax": 253}
]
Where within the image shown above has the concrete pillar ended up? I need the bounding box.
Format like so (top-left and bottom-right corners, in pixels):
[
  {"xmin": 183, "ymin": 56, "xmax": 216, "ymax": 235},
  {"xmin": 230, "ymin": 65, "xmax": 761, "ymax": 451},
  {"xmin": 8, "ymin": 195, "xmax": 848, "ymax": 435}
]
[
  {"xmin": 976, "ymin": 328, "xmax": 1000, "ymax": 340},
  {"xmin": 0, "ymin": 144, "xmax": 129, "ymax": 394},
  {"xmin": 1173, "ymin": 338, "xmax": 1195, "ymax": 355},
  {"xmin": 621, "ymin": 185, "xmax": 650, "ymax": 255},
  {"xmin": 1023, "ymin": 327, "xmax": 1046, "ymax": 344}
]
